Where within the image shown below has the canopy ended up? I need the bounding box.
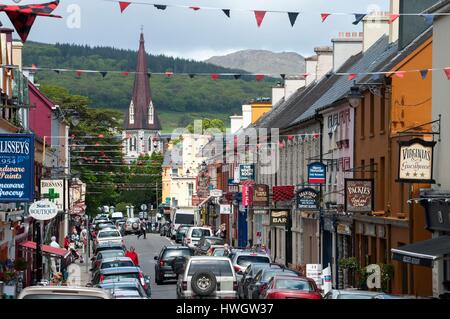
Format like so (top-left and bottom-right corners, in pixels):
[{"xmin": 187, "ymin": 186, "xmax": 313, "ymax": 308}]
[
  {"xmin": 391, "ymin": 235, "xmax": 450, "ymax": 267},
  {"xmin": 19, "ymin": 241, "xmax": 70, "ymax": 258}
]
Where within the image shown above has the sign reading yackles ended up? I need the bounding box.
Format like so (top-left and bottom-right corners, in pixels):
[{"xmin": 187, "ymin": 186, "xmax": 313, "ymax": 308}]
[{"xmin": 344, "ymin": 179, "xmax": 374, "ymax": 213}]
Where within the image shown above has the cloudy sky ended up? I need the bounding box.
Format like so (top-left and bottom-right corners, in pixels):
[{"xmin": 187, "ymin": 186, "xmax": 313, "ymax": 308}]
[{"xmin": 3, "ymin": 0, "xmax": 389, "ymax": 60}]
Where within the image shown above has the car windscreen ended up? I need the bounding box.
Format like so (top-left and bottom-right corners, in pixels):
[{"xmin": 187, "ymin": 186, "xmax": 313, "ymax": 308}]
[
  {"xmin": 275, "ymin": 279, "xmax": 314, "ymax": 291},
  {"xmin": 101, "ymin": 260, "xmax": 134, "ymax": 269},
  {"xmin": 104, "ymin": 273, "xmax": 139, "ymax": 281},
  {"xmin": 162, "ymin": 249, "xmax": 192, "ymax": 259},
  {"xmin": 98, "ymin": 251, "xmax": 125, "ymax": 259},
  {"xmin": 175, "ymin": 214, "xmax": 194, "ymax": 225},
  {"xmin": 338, "ymin": 293, "xmax": 375, "ymax": 299},
  {"xmin": 98, "ymin": 223, "xmax": 115, "ymax": 229},
  {"xmin": 23, "ymin": 294, "xmax": 105, "ymax": 299},
  {"xmin": 178, "ymin": 227, "xmax": 189, "ymax": 234},
  {"xmin": 236, "ymin": 255, "xmax": 270, "ymax": 266},
  {"xmin": 206, "ymin": 238, "xmax": 224, "ymax": 245},
  {"xmin": 192, "ymin": 229, "xmax": 211, "ymax": 238},
  {"xmin": 213, "ymin": 248, "xmax": 225, "ymax": 256},
  {"xmin": 188, "ymin": 260, "xmax": 233, "ymax": 277},
  {"xmin": 262, "ymin": 270, "xmax": 297, "ymax": 282},
  {"xmin": 98, "ymin": 231, "xmax": 121, "ymax": 238}
]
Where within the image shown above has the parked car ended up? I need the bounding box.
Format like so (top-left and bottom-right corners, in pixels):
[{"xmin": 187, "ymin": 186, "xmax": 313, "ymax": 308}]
[
  {"xmin": 154, "ymin": 245, "xmax": 193, "ymax": 284},
  {"xmin": 90, "ymin": 250, "xmax": 126, "ymax": 272},
  {"xmin": 91, "ymin": 257, "xmax": 135, "ymax": 279},
  {"xmin": 194, "ymin": 236, "xmax": 225, "ymax": 255},
  {"xmin": 183, "ymin": 227, "xmax": 212, "ymax": 248},
  {"xmin": 238, "ymin": 263, "xmax": 277, "ymax": 299},
  {"xmin": 18, "ymin": 286, "xmax": 112, "ymax": 299},
  {"xmin": 230, "ymin": 251, "xmax": 272, "ymax": 280},
  {"xmin": 91, "ymin": 266, "xmax": 151, "ymax": 297},
  {"xmin": 260, "ymin": 275, "xmax": 322, "ymax": 299},
  {"xmin": 92, "ymin": 242, "xmax": 125, "ymax": 257},
  {"xmin": 92, "ymin": 221, "xmax": 116, "ymax": 240},
  {"xmin": 96, "ymin": 278, "xmax": 148, "ymax": 299},
  {"xmin": 175, "ymin": 225, "xmax": 190, "ymax": 243},
  {"xmin": 211, "ymin": 247, "xmax": 226, "ymax": 256},
  {"xmin": 112, "ymin": 289, "xmax": 148, "ymax": 299},
  {"xmin": 323, "ymin": 289, "xmax": 384, "ymax": 299},
  {"xmin": 247, "ymin": 267, "xmax": 299, "ymax": 299},
  {"xmin": 176, "ymin": 256, "xmax": 237, "ymax": 299},
  {"xmin": 94, "ymin": 228, "xmax": 123, "ymax": 250},
  {"xmin": 124, "ymin": 217, "xmax": 141, "ymax": 235}
]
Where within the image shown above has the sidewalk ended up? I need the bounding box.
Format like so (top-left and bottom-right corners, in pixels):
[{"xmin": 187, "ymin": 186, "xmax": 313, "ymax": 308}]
[{"xmin": 66, "ymin": 250, "xmax": 91, "ymax": 286}]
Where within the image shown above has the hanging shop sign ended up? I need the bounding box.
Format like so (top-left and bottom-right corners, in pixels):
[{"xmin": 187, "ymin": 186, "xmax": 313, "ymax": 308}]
[
  {"xmin": 270, "ymin": 209, "xmax": 289, "ymax": 226},
  {"xmin": 242, "ymin": 185, "xmax": 253, "ymax": 207},
  {"xmin": 308, "ymin": 162, "xmax": 326, "ymax": 184},
  {"xmin": 397, "ymin": 138, "xmax": 436, "ymax": 184},
  {"xmin": 196, "ymin": 171, "xmax": 210, "ymax": 199},
  {"xmin": 220, "ymin": 204, "xmax": 232, "ymax": 215},
  {"xmin": 297, "ymin": 188, "xmax": 319, "ymax": 210},
  {"xmin": 253, "ymin": 184, "xmax": 269, "ymax": 207},
  {"xmin": 210, "ymin": 189, "xmax": 223, "ymax": 198},
  {"xmin": 0, "ymin": 134, "xmax": 35, "ymax": 202},
  {"xmin": 41, "ymin": 179, "xmax": 67, "ymax": 212},
  {"xmin": 336, "ymin": 223, "xmax": 352, "ymax": 236},
  {"xmin": 29, "ymin": 199, "xmax": 58, "ymax": 221},
  {"xmin": 239, "ymin": 164, "xmax": 255, "ymax": 181},
  {"xmin": 345, "ymin": 179, "xmax": 374, "ymax": 213}
]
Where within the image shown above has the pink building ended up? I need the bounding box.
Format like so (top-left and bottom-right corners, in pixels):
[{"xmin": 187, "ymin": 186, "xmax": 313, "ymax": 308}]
[{"xmin": 28, "ymin": 82, "xmax": 53, "ymax": 140}]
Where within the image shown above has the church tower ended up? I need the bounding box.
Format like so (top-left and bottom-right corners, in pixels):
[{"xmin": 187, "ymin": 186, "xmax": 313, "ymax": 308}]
[{"xmin": 122, "ymin": 32, "xmax": 162, "ymax": 163}]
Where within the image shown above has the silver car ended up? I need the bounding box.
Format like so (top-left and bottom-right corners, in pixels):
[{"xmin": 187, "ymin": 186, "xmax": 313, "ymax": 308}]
[
  {"xmin": 124, "ymin": 218, "xmax": 141, "ymax": 235},
  {"xmin": 18, "ymin": 286, "xmax": 112, "ymax": 299},
  {"xmin": 176, "ymin": 256, "xmax": 238, "ymax": 299}
]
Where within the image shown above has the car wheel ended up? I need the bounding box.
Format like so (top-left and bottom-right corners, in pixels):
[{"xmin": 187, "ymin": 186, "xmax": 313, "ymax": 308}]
[{"xmin": 191, "ymin": 271, "xmax": 217, "ymax": 297}]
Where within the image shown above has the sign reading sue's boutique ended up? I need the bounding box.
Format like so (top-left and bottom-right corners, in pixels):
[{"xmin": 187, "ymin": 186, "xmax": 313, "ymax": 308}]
[
  {"xmin": 397, "ymin": 138, "xmax": 436, "ymax": 184},
  {"xmin": 345, "ymin": 179, "xmax": 374, "ymax": 213}
]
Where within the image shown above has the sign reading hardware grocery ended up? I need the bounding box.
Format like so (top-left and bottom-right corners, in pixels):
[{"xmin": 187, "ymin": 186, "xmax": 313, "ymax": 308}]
[
  {"xmin": 345, "ymin": 179, "xmax": 374, "ymax": 213},
  {"xmin": 239, "ymin": 164, "xmax": 255, "ymax": 181},
  {"xmin": 297, "ymin": 187, "xmax": 319, "ymax": 210},
  {"xmin": 270, "ymin": 209, "xmax": 289, "ymax": 226},
  {"xmin": 0, "ymin": 134, "xmax": 34, "ymax": 202},
  {"xmin": 308, "ymin": 162, "xmax": 326, "ymax": 184},
  {"xmin": 398, "ymin": 138, "xmax": 436, "ymax": 184}
]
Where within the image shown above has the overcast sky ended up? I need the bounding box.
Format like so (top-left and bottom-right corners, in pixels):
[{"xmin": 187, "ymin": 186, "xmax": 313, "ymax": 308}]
[{"xmin": 3, "ymin": 0, "xmax": 389, "ymax": 60}]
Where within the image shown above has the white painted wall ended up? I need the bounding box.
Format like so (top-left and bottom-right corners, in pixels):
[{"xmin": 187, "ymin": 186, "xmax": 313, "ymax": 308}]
[
  {"xmin": 272, "ymin": 86, "xmax": 285, "ymax": 106},
  {"xmin": 242, "ymin": 104, "xmax": 252, "ymax": 128},
  {"xmin": 230, "ymin": 115, "xmax": 243, "ymax": 134},
  {"xmin": 363, "ymin": 14, "xmax": 390, "ymax": 52},
  {"xmin": 332, "ymin": 32, "xmax": 363, "ymax": 71}
]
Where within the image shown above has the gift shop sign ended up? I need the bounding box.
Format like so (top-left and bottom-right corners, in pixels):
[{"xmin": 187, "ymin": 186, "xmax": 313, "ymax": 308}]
[
  {"xmin": 29, "ymin": 199, "xmax": 58, "ymax": 221},
  {"xmin": 397, "ymin": 138, "xmax": 436, "ymax": 184},
  {"xmin": 345, "ymin": 179, "xmax": 374, "ymax": 213},
  {"xmin": 0, "ymin": 134, "xmax": 35, "ymax": 202}
]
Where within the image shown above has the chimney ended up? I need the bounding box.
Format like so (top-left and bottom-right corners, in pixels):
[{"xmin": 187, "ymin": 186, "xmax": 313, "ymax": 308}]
[
  {"xmin": 284, "ymin": 76, "xmax": 306, "ymax": 100},
  {"xmin": 242, "ymin": 104, "xmax": 252, "ymax": 128},
  {"xmin": 331, "ymin": 32, "xmax": 363, "ymax": 71},
  {"xmin": 12, "ymin": 41, "xmax": 23, "ymax": 70},
  {"xmin": 230, "ymin": 115, "xmax": 243, "ymax": 134},
  {"xmin": 314, "ymin": 46, "xmax": 333, "ymax": 80},
  {"xmin": 362, "ymin": 12, "xmax": 390, "ymax": 52},
  {"xmin": 389, "ymin": 0, "xmax": 400, "ymax": 43},
  {"xmin": 272, "ymin": 82, "xmax": 285, "ymax": 106},
  {"xmin": 305, "ymin": 55, "xmax": 318, "ymax": 86}
]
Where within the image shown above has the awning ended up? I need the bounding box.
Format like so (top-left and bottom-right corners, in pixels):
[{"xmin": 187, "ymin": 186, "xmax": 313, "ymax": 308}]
[
  {"xmin": 19, "ymin": 241, "xmax": 71, "ymax": 258},
  {"xmin": 391, "ymin": 235, "xmax": 450, "ymax": 267}
]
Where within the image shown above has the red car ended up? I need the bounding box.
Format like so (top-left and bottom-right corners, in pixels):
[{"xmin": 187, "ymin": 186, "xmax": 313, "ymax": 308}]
[{"xmin": 260, "ymin": 275, "xmax": 323, "ymax": 299}]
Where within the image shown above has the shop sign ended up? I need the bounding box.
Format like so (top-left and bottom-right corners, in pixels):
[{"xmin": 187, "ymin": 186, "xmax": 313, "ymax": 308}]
[
  {"xmin": 29, "ymin": 199, "xmax": 58, "ymax": 221},
  {"xmin": 397, "ymin": 138, "xmax": 436, "ymax": 184},
  {"xmin": 228, "ymin": 179, "xmax": 239, "ymax": 193},
  {"xmin": 0, "ymin": 134, "xmax": 35, "ymax": 202},
  {"xmin": 308, "ymin": 162, "xmax": 326, "ymax": 184},
  {"xmin": 220, "ymin": 204, "xmax": 231, "ymax": 215},
  {"xmin": 270, "ymin": 209, "xmax": 289, "ymax": 226},
  {"xmin": 345, "ymin": 179, "xmax": 374, "ymax": 213},
  {"xmin": 253, "ymin": 184, "xmax": 269, "ymax": 207},
  {"xmin": 306, "ymin": 264, "xmax": 323, "ymax": 289},
  {"xmin": 239, "ymin": 164, "xmax": 255, "ymax": 181},
  {"xmin": 242, "ymin": 185, "xmax": 253, "ymax": 207},
  {"xmin": 297, "ymin": 187, "xmax": 319, "ymax": 210},
  {"xmin": 253, "ymin": 210, "xmax": 268, "ymax": 215},
  {"xmin": 41, "ymin": 179, "xmax": 66, "ymax": 212},
  {"xmin": 422, "ymin": 200, "xmax": 450, "ymax": 232},
  {"xmin": 196, "ymin": 172, "xmax": 210, "ymax": 199},
  {"xmin": 210, "ymin": 189, "xmax": 223, "ymax": 197},
  {"xmin": 336, "ymin": 223, "xmax": 351, "ymax": 235}
]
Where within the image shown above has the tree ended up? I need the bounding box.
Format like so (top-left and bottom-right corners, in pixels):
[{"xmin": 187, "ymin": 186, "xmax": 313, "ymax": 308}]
[{"xmin": 186, "ymin": 118, "xmax": 226, "ymax": 133}]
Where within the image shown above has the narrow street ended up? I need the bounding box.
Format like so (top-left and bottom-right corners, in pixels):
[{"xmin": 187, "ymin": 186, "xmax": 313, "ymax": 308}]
[{"xmin": 123, "ymin": 232, "xmax": 177, "ymax": 299}]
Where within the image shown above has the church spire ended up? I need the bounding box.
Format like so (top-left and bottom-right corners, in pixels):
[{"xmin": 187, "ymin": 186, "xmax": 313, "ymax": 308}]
[{"xmin": 124, "ymin": 32, "xmax": 162, "ymax": 131}]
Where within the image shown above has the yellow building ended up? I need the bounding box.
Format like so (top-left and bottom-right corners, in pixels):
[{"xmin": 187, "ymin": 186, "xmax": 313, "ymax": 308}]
[{"xmin": 251, "ymin": 100, "xmax": 272, "ymax": 124}]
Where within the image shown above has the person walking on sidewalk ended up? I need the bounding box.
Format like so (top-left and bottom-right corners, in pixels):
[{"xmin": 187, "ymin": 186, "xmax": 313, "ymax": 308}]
[
  {"xmin": 125, "ymin": 246, "xmax": 139, "ymax": 266},
  {"xmin": 137, "ymin": 220, "xmax": 147, "ymax": 240}
]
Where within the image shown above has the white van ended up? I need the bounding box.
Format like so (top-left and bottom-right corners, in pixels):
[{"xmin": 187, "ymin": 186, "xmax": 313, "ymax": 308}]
[
  {"xmin": 111, "ymin": 212, "xmax": 124, "ymax": 222},
  {"xmin": 171, "ymin": 210, "xmax": 195, "ymax": 239}
]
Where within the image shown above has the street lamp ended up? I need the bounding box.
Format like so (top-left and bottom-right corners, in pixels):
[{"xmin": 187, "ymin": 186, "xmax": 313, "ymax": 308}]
[
  {"xmin": 201, "ymin": 161, "xmax": 207, "ymax": 172},
  {"xmin": 347, "ymin": 84, "xmax": 363, "ymax": 108}
]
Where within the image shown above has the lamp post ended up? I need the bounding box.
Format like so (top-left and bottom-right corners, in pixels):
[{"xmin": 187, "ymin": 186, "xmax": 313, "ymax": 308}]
[{"xmin": 346, "ymin": 83, "xmax": 364, "ymax": 109}]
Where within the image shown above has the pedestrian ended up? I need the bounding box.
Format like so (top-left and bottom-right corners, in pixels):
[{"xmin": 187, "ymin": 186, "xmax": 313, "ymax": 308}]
[
  {"xmin": 49, "ymin": 236, "xmax": 60, "ymax": 275},
  {"xmin": 223, "ymin": 243, "xmax": 231, "ymax": 257},
  {"xmin": 50, "ymin": 236, "xmax": 60, "ymax": 249},
  {"xmin": 63, "ymin": 235, "xmax": 70, "ymax": 250},
  {"xmin": 137, "ymin": 220, "xmax": 147, "ymax": 239},
  {"xmin": 262, "ymin": 244, "xmax": 271, "ymax": 257},
  {"xmin": 125, "ymin": 246, "xmax": 139, "ymax": 266}
]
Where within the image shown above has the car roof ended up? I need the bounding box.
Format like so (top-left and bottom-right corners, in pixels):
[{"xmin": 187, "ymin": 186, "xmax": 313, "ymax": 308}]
[
  {"xmin": 100, "ymin": 257, "xmax": 133, "ymax": 263},
  {"xmin": 202, "ymin": 236, "xmax": 222, "ymax": 239},
  {"xmin": 96, "ymin": 242, "xmax": 123, "ymax": 248},
  {"xmin": 19, "ymin": 286, "xmax": 111, "ymax": 298},
  {"xmin": 100, "ymin": 266, "xmax": 141, "ymax": 274},
  {"xmin": 234, "ymin": 251, "xmax": 270, "ymax": 257},
  {"xmin": 334, "ymin": 289, "xmax": 383, "ymax": 295},
  {"xmin": 97, "ymin": 279, "xmax": 141, "ymax": 288},
  {"xmin": 189, "ymin": 256, "xmax": 231, "ymax": 261},
  {"xmin": 164, "ymin": 245, "xmax": 190, "ymax": 250}
]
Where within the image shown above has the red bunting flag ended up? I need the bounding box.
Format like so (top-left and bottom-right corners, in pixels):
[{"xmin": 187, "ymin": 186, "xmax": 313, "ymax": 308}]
[
  {"xmin": 165, "ymin": 71, "xmax": 174, "ymax": 78},
  {"xmin": 288, "ymin": 135, "xmax": 294, "ymax": 141},
  {"xmin": 121, "ymin": 71, "xmax": 129, "ymax": 76},
  {"xmin": 313, "ymin": 133, "xmax": 320, "ymax": 140},
  {"xmin": 119, "ymin": 2, "xmax": 131, "ymax": 13},
  {"xmin": 444, "ymin": 67, "xmax": 450, "ymax": 80},
  {"xmin": 254, "ymin": 11, "xmax": 266, "ymax": 27},
  {"xmin": 279, "ymin": 141, "xmax": 285, "ymax": 149},
  {"xmin": 303, "ymin": 73, "xmax": 310, "ymax": 78},
  {"xmin": 190, "ymin": 6, "xmax": 200, "ymax": 11},
  {"xmin": 75, "ymin": 70, "xmax": 83, "ymax": 77},
  {"xmin": 321, "ymin": 13, "xmax": 331, "ymax": 22},
  {"xmin": 388, "ymin": 14, "xmax": 400, "ymax": 24},
  {"xmin": 348, "ymin": 73, "xmax": 357, "ymax": 81},
  {"xmin": 394, "ymin": 71, "xmax": 406, "ymax": 78},
  {"xmin": 211, "ymin": 73, "xmax": 220, "ymax": 81},
  {"xmin": 255, "ymin": 74, "xmax": 265, "ymax": 81},
  {"xmin": 31, "ymin": 64, "xmax": 37, "ymax": 70},
  {"xmin": 98, "ymin": 134, "xmax": 104, "ymax": 138}
]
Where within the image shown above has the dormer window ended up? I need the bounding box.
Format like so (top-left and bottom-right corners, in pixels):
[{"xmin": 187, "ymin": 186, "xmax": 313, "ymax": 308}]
[
  {"xmin": 129, "ymin": 101, "xmax": 135, "ymax": 124},
  {"xmin": 148, "ymin": 101, "xmax": 154, "ymax": 124}
]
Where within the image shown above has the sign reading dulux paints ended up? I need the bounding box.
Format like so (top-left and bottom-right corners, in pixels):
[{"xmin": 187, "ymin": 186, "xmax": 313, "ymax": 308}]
[
  {"xmin": 29, "ymin": 199, "xmax": 58, "ymax": 221},
  {"xmin": 308, "ymin": 162, "xmax": 326, "ymax": 184}
]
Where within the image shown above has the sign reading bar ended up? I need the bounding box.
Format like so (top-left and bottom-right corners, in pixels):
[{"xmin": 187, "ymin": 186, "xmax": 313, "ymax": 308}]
[
  {"xmin": 345, "ymin": 179, "xmax": 374, "ymax": 213},
  {"xmin": 297, "ymin": 187, "xmax": 319, "ymax": 210},
  {"xmin": 0, "ymin": 134, "xmax": 35, "ymax": 202},
  {"xmin": 270, "ymin": 209, "xmax": 289, "ymax": 226},
  {"xmin": 308, "ymin": 162, "xmax": 326, "ymax": 184},
  {"xmin": 397, "ymin": 138, "xmax": 436, "ymax": 184},
  {"xmin": 239, "ymin": 164, "xmax": 255, "ymax": 181},
  {"xmin": 29, "ymin": 199, "xmax": 58, "ymax": 221},
  {"xmin": 253, "ymin": 184, "xmax": 269, "ymax": 207}
]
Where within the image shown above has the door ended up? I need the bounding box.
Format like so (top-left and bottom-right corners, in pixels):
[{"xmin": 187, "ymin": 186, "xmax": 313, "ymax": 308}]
[
  {"xmin": 322, "ymin": 230, "xmax": 333, "ymax": 269},
  {"xmin": 238, "ymin": 209, "xmax": 248, "ymax": 248}
]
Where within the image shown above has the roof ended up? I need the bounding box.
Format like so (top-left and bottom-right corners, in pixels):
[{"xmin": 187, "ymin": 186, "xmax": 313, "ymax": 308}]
[
  {"xmin": 19, "ymin": 241, "xmax": 70, "ymax": 258},
  {"xmin": 124, "ymin": 32, "xmax": 162, "ymax": 131}
]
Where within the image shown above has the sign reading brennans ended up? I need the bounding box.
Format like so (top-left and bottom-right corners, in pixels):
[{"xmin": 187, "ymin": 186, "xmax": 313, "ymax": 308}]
[
  {"xmin": 397, "ymin": 138, "xmax": 436, "ymax": 184},
  {"xmin": 0, "ymin": 134, "xmax": 35, "ymax": 202},
  {"xmin": 345, "ymin": 179, "xmax": 374, "ymax": 213}
]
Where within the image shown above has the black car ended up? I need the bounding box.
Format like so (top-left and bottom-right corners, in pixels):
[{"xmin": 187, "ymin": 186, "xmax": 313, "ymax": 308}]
[
  {"xmin": 247, "ymin": 266, "xmax": 299, "ymax": 299},
  {"xmin": 154, "ymin": 245, "xmax": 193, "ymax": 284},
  {"xmin": 193, "ymin": 236, "xmax": 225, "ymax": 255},
  {"xmin": 238, "ymin": 263, "xmax": 281, "ymax": 299}
]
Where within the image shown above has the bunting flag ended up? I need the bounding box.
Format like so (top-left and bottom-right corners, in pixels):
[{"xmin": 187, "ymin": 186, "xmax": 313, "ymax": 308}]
[
  {"xmin": 288, "ymin": 12, "xmax": 299, "ymax": 27},
  {"xmin": 255, "ymin": 74, "xmax": 265, "ymax": 81},
  {"xmin": 388, "ymin": 14, "xmax": 400, "ymax": 24},
  {"xmin": 100, "ymin": 71, "xmax": 108, "ymax": 78},
  {"xmin": 421, "ymin": 14, "xmax": 433, "ymax": 25},
  {"xmin": 234, "ymin": 74, "xmax": 241, "ymax": 80},
  {"xmin": 5, "ymin": 12, "xmax": 37, "ymax": 42},
  {"xmin": 272, "ymin": 185, "xmax": 295, "ymax": 202},
  {"xmin": 54, "ymin": 69, "xmax": 60, "ymax": 74},
  {"xmin": 165, "ymin": 71, "xmax": 174, "ymax": 78},
  {"xmin": 419, "ymin": 69, "xmax": 428, "ymax": 80},
  {"xmin": 303, "ymin": 73, "xmax": 311, "ymax": 78},
  {"xmin": 31, "ymin": 64, "xmax": 37, "ymax": 70},
  {"xmin": 75, "ymin": 70, "xmax": 83, "ymax": 77},
  {"xmin": 280, "ymin": 74, "xmax": 286, "ymax": 80},
  {"xmin": 147, "ymin": 72, "xmax": 151, "ymax": 78},
  {"xmin": 190, "ymin": 6, "xmax": 200, "ymax": 11},
  {"xmin": 353, "ymin": 13, "xmax": 366, "ymax": 25},
  {"xmin": 394, "ymin": 71, "xmax": 406, "ymax": 78},
  {"xmin": 278, "ymin": 141, "xmax": 285, "ymax": 149},
  {"xmin": 321, "ymin": 13, "xmax": 331, "ymax": 22},
  {"xmin": 348, "ymin": 73, "xmax": 357, "ymax": 81},
  {"xmin": 288, "ymin": 135, "xmax": 294, "ymax": 141},
  {"xmin": 313, "ymin": 133, "xmax": 320, "ymax": 140},
  {"xmin": 254, "ymin": 11, "xmax": 266, "ymax": 27},
  {"xmin": 154, "ymin": 4, "xmax": 167, "ymax": 10},
  {"xmin": 222, "ymin": 9, "xmax": 230, "ymax": 18},
  {"xmin": 211, "ymin": 73, "xmax": 219, "ymax": 80},
  {"xmin": 445, "ymin": 68, "xmax": 450, "ymax": 80},
  {"xmin": 121, "ymin": 71, "xmax": 129, "ymax": 76},
  {"xmin": 119, "ymin": 1, "xmax": 131, "ymax": 13}
]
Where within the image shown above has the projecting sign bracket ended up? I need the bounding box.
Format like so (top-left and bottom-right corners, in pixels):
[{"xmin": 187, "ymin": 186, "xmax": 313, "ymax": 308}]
[{"xmin": 394, "ymin": 115, "xmax": 441, "ymax": 143}]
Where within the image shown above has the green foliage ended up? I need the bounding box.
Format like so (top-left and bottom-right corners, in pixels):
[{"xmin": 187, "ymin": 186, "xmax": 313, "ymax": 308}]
[
  {"xmin": 13, "ymin": 258, "xmax": 28, "ymax": 271},
  {"xmin": 115, "ymin": 202, "xmax": 132, "ymax": 214},
  {"xmin": 186, "ymin": 118, "xmax": 226, "ymax": 133},
  {"xmin": 338, "ymin": 257, "xmax": 359, "ymax": 271}
]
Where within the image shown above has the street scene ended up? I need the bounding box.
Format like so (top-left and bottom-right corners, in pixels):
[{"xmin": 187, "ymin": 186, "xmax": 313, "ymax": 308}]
[{"xmin": 1, "ymin": 0, "xmax": 450, "ymax": 302}]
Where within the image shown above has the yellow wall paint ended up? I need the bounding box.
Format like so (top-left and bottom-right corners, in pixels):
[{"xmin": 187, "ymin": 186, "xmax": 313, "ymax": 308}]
[{"xmin": 251, "ymin": 103, "xmax": 272, "ymax": 124}]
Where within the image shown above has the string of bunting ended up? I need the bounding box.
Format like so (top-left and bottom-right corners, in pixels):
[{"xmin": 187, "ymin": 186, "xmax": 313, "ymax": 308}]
[{"xmin": 109, "ymin": 0, "xmax": 450, "ymax": 28}]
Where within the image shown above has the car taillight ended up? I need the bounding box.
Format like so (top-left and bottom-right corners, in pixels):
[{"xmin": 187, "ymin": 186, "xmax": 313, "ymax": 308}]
[
  {"xmin": 233, "ymin": 281, "xmax": 238, "ymax": 291},
  {"xmin": 186, "ymin": 238, "xmax": 191, "ymax": 244},
  {"xmin": 234, "ymin": 265, "xmax": 241, "ymax": 272},
  {"xmin": 159, "ymin": 260, "xmax": 164, "ymax": 267},
  {"xmin": 100, "ymin": 275, "xmax": 105, "ymax": 282},
  {"xmin": 138, "ymin": 272, "xmax": 146, "ymax": 287},
  {"xmin": 182, "ymin": 281, "xmax": 188, "ymax": 291}
]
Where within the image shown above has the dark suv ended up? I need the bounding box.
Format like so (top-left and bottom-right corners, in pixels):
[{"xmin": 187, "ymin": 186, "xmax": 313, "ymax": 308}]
[{"xmin": 154, "ymin": 246, "xmax": 193, "ymax": 284}]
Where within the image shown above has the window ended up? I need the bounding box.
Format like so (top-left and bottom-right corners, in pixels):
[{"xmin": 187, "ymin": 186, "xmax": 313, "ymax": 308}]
[
  {"xmin": 188, "ymin": 260, "xmax": 233, "ymax": 276},
  {"xmin": 130, "ymin": 137, "xmax": 137, "ymax": 152},
  {"xmin": 129, "ymin": 101, "xmax": 135, "ymax": 124},
  {"xmin": 101, "ymin": 260, "xmax": 134, "ymax": 269},
  {"xmin": 380, "ymin": 157, "xmax": 385, "ymax": 210},
  {"xmin": 148, "ymin": 101, "xmax": 154, "ymax": 124},
  {"xmin": 275, "ymin": 279, "xmax": 314, "ymax": 291},
  {"xmin": 162, "ymin": 248, "xmax": 192, "ymax": 259},
  {"xmin": 370, "ymin": 94, "xmax": 375, "ymax": 136},
  {"xmin": 361, "ymin": 160, "xmax": 365, "ymax": 179},
  {"xmin": 191, "ymin": 228, "xmax": 211, "ymax": 238},
  {"xmin": 188, "ymin": 183, "xmax": 193, "ymax": 196},
  {"xmin": 236, "ymin": 256, "xmax": 270, "ymax": 266},
  {"xmin": 98, "ymin": 231, "xmax": 121, "ymax": 238}
]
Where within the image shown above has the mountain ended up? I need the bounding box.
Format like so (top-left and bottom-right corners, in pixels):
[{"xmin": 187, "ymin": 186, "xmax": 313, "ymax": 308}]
[
  {"xmin": 22, "ymin": 42, "xmax": 275, "ymax": 132},
  {"xmin": 205, "ymin": 49, "xmax": 305, "ymax": 76}
]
